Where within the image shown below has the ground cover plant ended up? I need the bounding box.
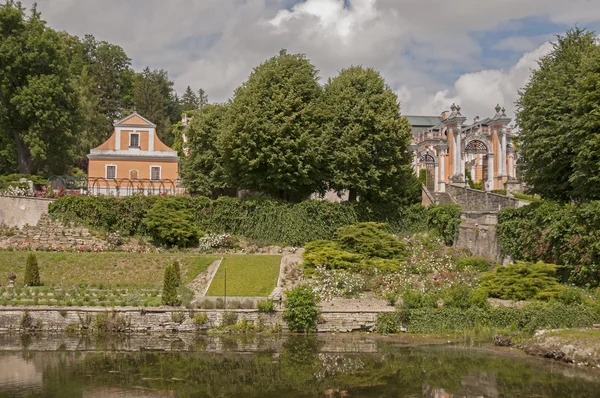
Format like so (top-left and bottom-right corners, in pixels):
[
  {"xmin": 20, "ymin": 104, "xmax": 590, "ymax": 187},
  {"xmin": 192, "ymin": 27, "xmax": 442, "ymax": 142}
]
[{"xmin": 205, "ymin": 255, "xmax": 281, "ymax": 297}]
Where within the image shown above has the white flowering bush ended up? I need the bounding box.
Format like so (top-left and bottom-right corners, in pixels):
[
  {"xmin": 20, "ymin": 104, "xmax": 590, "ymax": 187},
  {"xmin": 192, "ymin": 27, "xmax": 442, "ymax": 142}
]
[
  {"xmin": 309, "ymin": 265, "xmax": 366, "ymax": 301},
  {"xmin": 198, "ymin": 233, "xmax": 235, "ymax": 252},
  {"xmin": 2, "ymin": 185, "xmax": 32, "ymax": 197},
  {"xmin": 106, "ymin": 231, "xmax": 123, "ymax": 246}
]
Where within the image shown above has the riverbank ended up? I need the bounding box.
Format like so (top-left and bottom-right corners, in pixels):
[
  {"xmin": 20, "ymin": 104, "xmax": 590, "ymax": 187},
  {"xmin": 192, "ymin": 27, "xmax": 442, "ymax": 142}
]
[{"xmin": 521, "ymin": 328, "xmax": 600, "ymax": 367}]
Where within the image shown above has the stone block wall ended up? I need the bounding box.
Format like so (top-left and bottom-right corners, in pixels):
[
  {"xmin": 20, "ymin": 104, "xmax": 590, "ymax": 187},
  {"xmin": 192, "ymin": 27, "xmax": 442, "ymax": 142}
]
[
  {"xmin": 0, "ymin": 306, "xmax": 393, "ymax": 334},
  {"xmin": 0, "ymin": 196, "xmax": 52, "ymax": 229},
  {"xmin": 454, "ymin": 223, "xmax": 501, "ymax": 263},
  {"xmin": 447, "ymin": 184, "xmax": 518, "ymax": 211}
]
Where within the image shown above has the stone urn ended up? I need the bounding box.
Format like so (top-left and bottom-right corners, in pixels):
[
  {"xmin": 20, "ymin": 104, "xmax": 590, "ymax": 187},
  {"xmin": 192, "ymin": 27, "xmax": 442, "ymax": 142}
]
[{"xmin": 7, "ymin": 271, "xmax": 16, "ymax": 288}]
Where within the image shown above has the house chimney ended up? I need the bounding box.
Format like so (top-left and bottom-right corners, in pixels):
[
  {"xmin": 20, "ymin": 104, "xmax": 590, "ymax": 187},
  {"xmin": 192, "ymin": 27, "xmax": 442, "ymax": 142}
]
[{"xmin": 441, "ymin": 111, "xmax": 449, "ymax": 120}]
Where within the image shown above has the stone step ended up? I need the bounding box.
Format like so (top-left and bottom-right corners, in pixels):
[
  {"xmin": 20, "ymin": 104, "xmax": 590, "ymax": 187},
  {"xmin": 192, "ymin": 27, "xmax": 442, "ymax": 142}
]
[{"xmin": 434, "ymin": 192, "xmax": 455, "ymax": 205}]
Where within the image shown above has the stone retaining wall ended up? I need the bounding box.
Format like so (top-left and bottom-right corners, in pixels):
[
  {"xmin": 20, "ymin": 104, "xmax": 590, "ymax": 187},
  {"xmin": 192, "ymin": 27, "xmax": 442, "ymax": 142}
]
[
  {"xmin": 0, "ymin": 196, "xmax": 52, "ymax": 229},
  {"xmin": 447, "ymin": 184, "xmax": 518, "ymax": 211},
  {"xmin": 455, "ymin": 223, "xmax": 501, "ymax": 263},
  {"xmin": 0, "ymin": 306, "xmax": 393, "ymax": 334}
]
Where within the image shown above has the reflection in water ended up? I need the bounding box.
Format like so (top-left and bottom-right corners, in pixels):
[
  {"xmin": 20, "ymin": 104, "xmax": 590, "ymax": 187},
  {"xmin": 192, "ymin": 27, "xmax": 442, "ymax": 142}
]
[{"xmin": 0, "ymin": 334, "xmax": 597, "ymax": 397}]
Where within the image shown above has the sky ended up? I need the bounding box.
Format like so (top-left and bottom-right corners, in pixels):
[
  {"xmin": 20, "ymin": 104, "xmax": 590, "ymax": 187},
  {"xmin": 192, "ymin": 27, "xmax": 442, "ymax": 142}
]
[{"xmin": 21, "ymin": 0, "xmax": 600, "ymax": 123}]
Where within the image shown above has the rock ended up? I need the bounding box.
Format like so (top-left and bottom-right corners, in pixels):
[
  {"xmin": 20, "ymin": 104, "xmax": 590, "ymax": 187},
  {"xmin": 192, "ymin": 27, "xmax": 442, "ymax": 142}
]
[{"xmin": 494, "ymin": 335, "xmax": 512, "ymax": 346}]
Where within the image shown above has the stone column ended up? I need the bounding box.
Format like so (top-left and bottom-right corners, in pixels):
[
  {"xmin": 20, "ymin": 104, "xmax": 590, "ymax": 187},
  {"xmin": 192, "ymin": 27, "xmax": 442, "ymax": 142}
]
[
  {"xmin": 439, "ymin": 152, "xmax": 446, "ymax": 192},
  {"xmin": 487, "ymin": 153, "xmax": 494, "ymax": 191},
  {"xmin": 508, "ymin": 154, "xmax": 514, "ymax": 178},
  {"xmin": 434, "ymin": 162, "xmax": 439, "ymax": 193},
  {"xmin": 459, "ymin": 134, "xmax": 465, "ymax": 179},
  {"xmin": 501, "ymin": 131, "xmax": 507, "ymax": 175}
]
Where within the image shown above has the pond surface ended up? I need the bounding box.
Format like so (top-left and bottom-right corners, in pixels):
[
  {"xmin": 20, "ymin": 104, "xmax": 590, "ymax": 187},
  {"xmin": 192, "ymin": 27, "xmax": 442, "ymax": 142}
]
[{"xmin": 0, "ymin": 334, "xmax": 598, "ymax": 397}]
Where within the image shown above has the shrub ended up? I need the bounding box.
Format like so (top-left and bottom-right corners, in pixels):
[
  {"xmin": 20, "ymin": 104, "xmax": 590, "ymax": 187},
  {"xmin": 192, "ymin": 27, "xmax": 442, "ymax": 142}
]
[
  {"xmin": 222, "ymin": 311, "xmax": 238, "ymax": 326},
  {"xmin": 308, "ymin": 266, "xmax": 366, "ymax": 301},
  {"xmin": 491, "ymin": 189, "xmax": 507, "ymax": 196},
  {"xmin": 476, "ymin": 261, "xmax": 564, "ymax": 301},
  {"xmin": 554, "ymin": 286, "xmax": 588, "ymax": 305},
  {"xmin": 427, "ymin": 204, "xmax": 461, "ymax": 245},
  {"xmin": 24, "ymin": 253, "xmax": 41, "ymax": 286},
  {"xmin": 162, "ymin": 264, "xmax": 181, "ymax": 306},
  {"xmin": 400, "ymin": 288, "xmax": 440, "ymax": 310},
  {"xmin": 376, "ymin": 312, "xmax": 402, "ymax": 334},
  {"xmin": 93, "ymin": 311, "xmax": 130, "ymax": 333},
  {"xmin": 442, "ymin": 285, "xmax": 488, "ymax": 309},
  {"xmin": 193, "ymin": 312, "xmax": 208, "ymax": 326},
  {"xmin": 240, "ymin": 299, "xmax": 255, "ymax": 309},
  {"xmin": 257, "ymin": 299, "xmax": 275, "ymax": 313},
  {"xmin": 171, "ymin": 311, "xmax": 185, "ymax": 324},
  {"xmin": 335, "ymin": 222, "xmax": 407, "ymax": 259},
  {"xmin": 302, "ymin": 240, "xmax": 363, "ymax": 272},
  {"xmin": 143, "ymin": 196, "xmax": 202, "ymax": 247},
  {"xmin": 456, "ymin": 257, "xmax": 493, "ymax": 272},
  {"xmin": 283, "ymin": 285, "xmax": 319, "ymax": 333},
  {"xmin": 197, "ymin": 299, "xmax": 216, "ymax": 309}
]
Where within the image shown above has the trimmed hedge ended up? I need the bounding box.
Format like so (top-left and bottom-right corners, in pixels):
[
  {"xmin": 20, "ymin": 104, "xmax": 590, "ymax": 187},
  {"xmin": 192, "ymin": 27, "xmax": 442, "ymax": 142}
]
[
  {"xmin": 404, "ymin": 302, "xmax": 600, "ymax": 334},
  {"xmin": 49, "ymin": 196, "xmax": 462, "ymax": 247},
  {"xmin": 497, "ymin": 201, "xmax": 600, "ymax": 287}
]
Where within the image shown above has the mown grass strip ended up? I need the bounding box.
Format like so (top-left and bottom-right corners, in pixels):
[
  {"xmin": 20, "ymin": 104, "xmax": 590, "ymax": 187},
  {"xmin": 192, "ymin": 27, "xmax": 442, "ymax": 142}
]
[{"xmin": 206, "ymin": 255, "xmax": 281, "ymax": 297}]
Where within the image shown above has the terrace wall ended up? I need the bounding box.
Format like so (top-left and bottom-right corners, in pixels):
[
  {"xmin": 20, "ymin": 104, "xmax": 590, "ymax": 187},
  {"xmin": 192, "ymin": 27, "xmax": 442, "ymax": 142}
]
[
  {"xmin": 0, "ymin": 306, "xmax": 394, "ymax": 334},
  {"xmin": 0, "ymin": 196, "xmax": 52, "ymax": 229}
]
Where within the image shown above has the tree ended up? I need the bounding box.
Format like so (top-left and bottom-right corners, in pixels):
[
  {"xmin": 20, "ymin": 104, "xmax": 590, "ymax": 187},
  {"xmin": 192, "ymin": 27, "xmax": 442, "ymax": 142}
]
[
  {"xmin": 162, "ymin": 263, "xmax": 181, "ymax": 306},
  {"xmin": 181, "ymin": 103, "xmax": 229, "ymax": 195},
  {"xmin": 219, "ymin": 50, "xmax": 325, "ymax": 201},
  {"xmin": 320, "ymin": 66, "xmax": 417, "ymax": 203},
  {"xmin": 516, "ymin": 28, "xmax": 597, "ymax": 202},
  {"xmin": 24, "ymin": 253, "xmax": 41, "ymax": 286},
  {"xmin": 0, "ymin": 2, "xmax": 79, "ymax": 174},
  {"xmin": 180, "ymin": 86, "xmax": 199, "ymax": 113},
  {"xmin": 198, "ymin": 88, "xmax": 208, "ymax": 107},
  {"xmin": 132, "ymin": 67, "xmax": 178, "ymax": 146},
  {"xmin": 172, "ymin": 260, "xmax": 182, "ymax": 287}
]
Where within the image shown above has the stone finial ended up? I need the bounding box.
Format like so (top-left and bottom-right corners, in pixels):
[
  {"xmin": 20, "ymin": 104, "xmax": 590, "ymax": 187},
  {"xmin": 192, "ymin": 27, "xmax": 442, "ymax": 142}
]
[
  {"xmin": 456, "ymin": 105, "xmax": 461, "ymax": 115},
  {"xmin": 495, "ymin": 104, "xmax": 501, "ymax": 114},
  {"xmin": 450, "ymin": 103, "xmax": 457, "ymax": 112},
  {"xmin": 501, "ymin": 107, "xmax": 506, "ymax": 117}
]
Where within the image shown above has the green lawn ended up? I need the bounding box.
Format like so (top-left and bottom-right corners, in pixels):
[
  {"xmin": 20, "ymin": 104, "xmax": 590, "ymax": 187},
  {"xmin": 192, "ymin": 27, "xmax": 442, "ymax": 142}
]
[
  {"xmin": 0, "ymin": 252, "xmax": 218, "ymax": 289},
  {"xmin": 206, "ymin": 255, "xmax": 281, "ymax": 297}
]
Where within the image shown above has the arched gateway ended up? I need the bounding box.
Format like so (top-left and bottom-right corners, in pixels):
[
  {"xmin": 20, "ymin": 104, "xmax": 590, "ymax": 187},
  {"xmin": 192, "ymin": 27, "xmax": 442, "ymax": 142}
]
[{"xmin": 407, "ymin": 104, "xmax": 518, "ymax": 193}]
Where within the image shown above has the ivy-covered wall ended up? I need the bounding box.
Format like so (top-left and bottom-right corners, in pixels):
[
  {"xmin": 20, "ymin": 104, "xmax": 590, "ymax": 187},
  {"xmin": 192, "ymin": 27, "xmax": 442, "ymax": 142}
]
[
  {"xmin": 48, "ymin": 195, "xmax": 462, "ymax": 247},
  {"xmin": 497, "ymin": 201, "xmax": 600, "ymax": 287}
]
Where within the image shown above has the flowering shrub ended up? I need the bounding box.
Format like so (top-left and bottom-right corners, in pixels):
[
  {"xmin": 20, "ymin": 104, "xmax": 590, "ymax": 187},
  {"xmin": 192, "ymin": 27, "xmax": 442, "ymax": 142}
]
[
  {"xmin": 106, "ymin": 231, "xmax": 123, "ymax": 246},
  {"xmin": 198, "ymin": 233, "xmax": 235, "ymax": 252},
  {"xmin": 308, "ymin": 265, "xmax": 366, "ymax": 301},
  {"xmin": 2, "ymin": 185, "xmax": 32, "ymax": 197}
]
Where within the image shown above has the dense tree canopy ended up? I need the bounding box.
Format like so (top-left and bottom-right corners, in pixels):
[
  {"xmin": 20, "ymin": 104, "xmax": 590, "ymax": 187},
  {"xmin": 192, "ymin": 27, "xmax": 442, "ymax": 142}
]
[
  {"xmin": 219, "ymin": 50, "xmax": 326, "ymax": 201},
  {"xmin": 517, "ymin": 28, "xmax": 598, "ymax": 202},
  {"xmin": 181, "ymin": 103, "xmax": 229, "ymax": 196},
  {"xmin": 0, "ymin": 2, "xmax": 78, "ymax": 174},
  {"xmin": 320, "ymin": 66, "xmax": 417, "ymax": 203}
]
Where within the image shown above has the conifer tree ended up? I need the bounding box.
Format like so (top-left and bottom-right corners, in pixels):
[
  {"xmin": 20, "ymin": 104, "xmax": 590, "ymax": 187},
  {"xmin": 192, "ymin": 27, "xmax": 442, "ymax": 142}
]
[
  {"xmin": 162, "ymin": 264, "xmax": 180, "ymax": 306},
  {"xmin": 172, "ymin": 260, "xmax": 181, "ymax": 287},
  {"xmin": 24, "ymin": 253, "xmax": 41, "ymax": 286}
]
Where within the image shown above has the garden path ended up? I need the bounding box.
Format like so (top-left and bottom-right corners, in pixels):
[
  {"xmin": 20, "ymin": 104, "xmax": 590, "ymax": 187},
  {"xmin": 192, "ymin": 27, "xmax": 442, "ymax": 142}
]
[{"xmin": 187, "ymin": 258, "xmax": 222, "ymax": 299}]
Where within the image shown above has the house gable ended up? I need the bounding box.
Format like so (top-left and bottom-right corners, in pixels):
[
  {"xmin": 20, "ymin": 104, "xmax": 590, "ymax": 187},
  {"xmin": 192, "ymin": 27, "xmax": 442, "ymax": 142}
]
[{"xmin": 114, "ymin": 112, "xmax": 157, "ymax": 128}]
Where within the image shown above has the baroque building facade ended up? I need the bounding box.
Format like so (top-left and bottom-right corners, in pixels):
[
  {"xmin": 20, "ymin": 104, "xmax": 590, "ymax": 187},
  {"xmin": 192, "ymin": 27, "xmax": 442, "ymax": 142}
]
[{"xmin": 407, "ymin": 104, "xmax": 518, "ymax": 193}]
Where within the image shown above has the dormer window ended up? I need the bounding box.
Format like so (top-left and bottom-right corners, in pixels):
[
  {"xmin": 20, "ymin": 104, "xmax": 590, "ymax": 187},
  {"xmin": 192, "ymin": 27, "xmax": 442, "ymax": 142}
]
[{"xmin": 130, "ymin": 133, "xmax": 140, "ymax": 148}]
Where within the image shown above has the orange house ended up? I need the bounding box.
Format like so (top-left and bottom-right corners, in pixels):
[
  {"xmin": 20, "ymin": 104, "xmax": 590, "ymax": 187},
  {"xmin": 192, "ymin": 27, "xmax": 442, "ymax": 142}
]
[{"xmin": 87, "ymin": 112, "xmax": 180, "ymax": 196}]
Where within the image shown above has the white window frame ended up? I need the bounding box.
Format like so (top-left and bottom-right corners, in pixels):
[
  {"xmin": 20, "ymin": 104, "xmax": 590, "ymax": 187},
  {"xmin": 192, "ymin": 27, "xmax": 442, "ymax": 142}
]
[
  {"xmin": 129, "ymin": 132, "xmax": 140, "ymax": 148},
  {"xmin": 150, "ymin": 165, "xmax": 162, "ymax": 181},
  {"xmin": 105, "ymin": 164, "xmax": 117, "ymax": 180},
  {"xmin": 129, "ymin": 169, "xmax": 139, "ymax": 180}
]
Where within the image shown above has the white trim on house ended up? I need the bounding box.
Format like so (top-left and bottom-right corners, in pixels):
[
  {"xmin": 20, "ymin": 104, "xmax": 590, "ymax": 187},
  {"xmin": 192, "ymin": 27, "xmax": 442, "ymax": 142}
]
[
  {"xmin": 149, "ymin": 128, "xmax": 155, "ymax": 151},
  {"xmin": 149, "ymin": 165, "xmax": 162, "ymax": 181},
  {"xmin": 114, "ymin": 111, "xmax": 157, "ymax": 128},
  {"xmin": 105, "ymin": 164, "xmax": 117, "ymax": 179}
]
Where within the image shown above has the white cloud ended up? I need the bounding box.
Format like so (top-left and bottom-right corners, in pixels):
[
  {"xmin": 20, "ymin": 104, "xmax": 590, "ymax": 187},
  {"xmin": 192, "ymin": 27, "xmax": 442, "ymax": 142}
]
[{"xmin": 20, "ymin": 0, "xmax": 600, "ymax": 121}]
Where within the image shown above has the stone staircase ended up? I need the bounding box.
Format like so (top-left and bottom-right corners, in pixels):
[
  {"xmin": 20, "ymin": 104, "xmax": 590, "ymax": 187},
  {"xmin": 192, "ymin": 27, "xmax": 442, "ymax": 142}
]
[
  {"xmin": 433, "ymin": 192, "xmax": 455, "ymax": 205},
  {"xmin": 0, "ymin": 213, "xmax": 106, "ymax": 249}
]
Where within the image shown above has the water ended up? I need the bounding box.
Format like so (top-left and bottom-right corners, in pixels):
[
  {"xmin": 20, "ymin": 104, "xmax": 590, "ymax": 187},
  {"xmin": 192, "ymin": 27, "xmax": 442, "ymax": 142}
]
[{"xmin": 0, "ymin": 334, "xmax": 598, "ymax": 397}]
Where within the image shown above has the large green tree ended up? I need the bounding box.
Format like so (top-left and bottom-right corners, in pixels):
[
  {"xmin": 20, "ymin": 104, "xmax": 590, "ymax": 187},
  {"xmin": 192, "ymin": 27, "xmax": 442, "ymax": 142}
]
[
  {"xmin": 321, "ymin": 66, "xmax": 417, "ymax": 203},
  {"xmin": 180, "ymin": 86, "xmax": 199, "ymax": 114},
  {"xmin": 516, "ymin": 28, "xmax": 597, "ymax": 202},
  {"xmin": 132, "ymin": 67, "xmax": 178, "ymax": 146},
  {"xmin": 219, "ymin": 50, "xmax": 325, "ymax": 201},
  {"xmin": 0, "ymin": 2, "xmax": 79, "ymax": 174},
  {"xmin": 181, "ymin": 103, "xmax": 229, "ymax": 196}
]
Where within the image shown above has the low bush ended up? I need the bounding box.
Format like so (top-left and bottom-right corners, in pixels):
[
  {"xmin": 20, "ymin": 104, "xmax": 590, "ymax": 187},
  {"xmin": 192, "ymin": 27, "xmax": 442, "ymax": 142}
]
[
  {"xmin": 193, "ymin": 312, "xmax": 208, "ymax": 326},
  {"xmin": 476, "ymin": 261, "xmax": 563, "ymax": 301},
  {"xmin": 302, "ymin": 241, "xmax": 362, "ymax": 272},
  {"xmin": 426, "ymin": 204, "xmax": 462, "ymax": 245},
  {"xmin": 222, "ymin": 311, "xmax": 238, "ymax": 326},
  {"xmin": 491, "ymin": 189, "xmax": 507, "ymax": 196},
  {"xmin": 456, "ymin": 257, "xmax": 493, "ymax": 272},
  {"xmin": 336, "ymin": 222, "xmax": 407, "ymax": 259},
  {"xmin": 143, "ymin": 196, "xmax": 202, "ymax": 248},
  {"xmin": 197, "ymin": 299, "xmax": 215, "ymax": 309},
  {"xmin": 93, "ymin": 311, "xmax": 130, "ymax": 333},
  {"xmin": 376, "ymin": 312, "xmax": 402, "ymax": 334},
  {"xmin": 283, "ymin": 285, "xmax": 319, "ymax": 333},
  {"xmin": 257, "ymin": 300, "xmax": 275, "ymax": 313}
]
